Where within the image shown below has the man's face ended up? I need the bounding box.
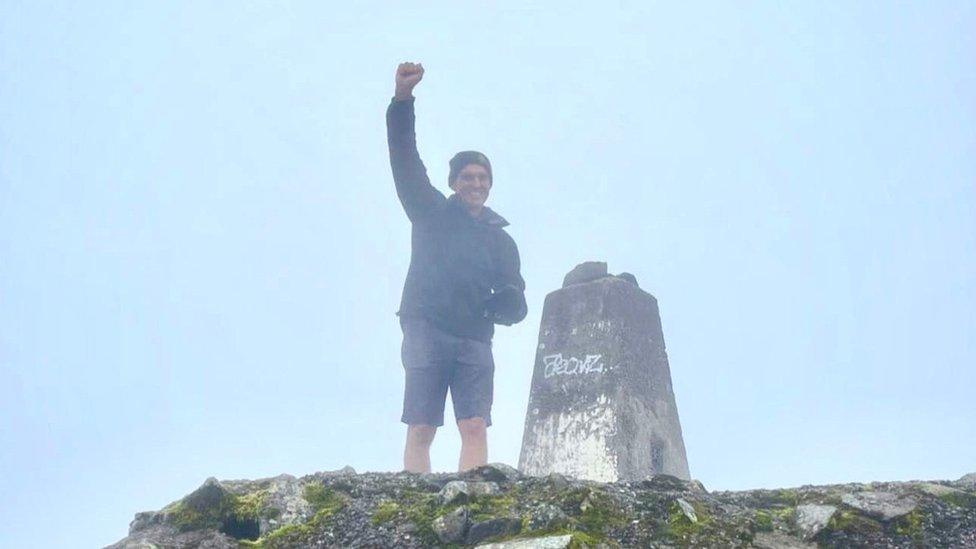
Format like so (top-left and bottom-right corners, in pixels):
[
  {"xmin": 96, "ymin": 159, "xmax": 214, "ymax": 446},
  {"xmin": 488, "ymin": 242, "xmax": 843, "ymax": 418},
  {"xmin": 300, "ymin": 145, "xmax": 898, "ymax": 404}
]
[{"xmin": 451, "ymin": 164, "xmax": 492, "ymax": 210}]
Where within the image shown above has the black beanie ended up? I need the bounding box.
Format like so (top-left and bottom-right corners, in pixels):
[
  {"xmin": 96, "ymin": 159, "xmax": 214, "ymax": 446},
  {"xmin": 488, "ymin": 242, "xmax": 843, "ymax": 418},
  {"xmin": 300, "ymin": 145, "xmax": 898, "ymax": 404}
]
[{"xmin": 449, "ymin": 150, "xmax": 492, "ymax": 185}]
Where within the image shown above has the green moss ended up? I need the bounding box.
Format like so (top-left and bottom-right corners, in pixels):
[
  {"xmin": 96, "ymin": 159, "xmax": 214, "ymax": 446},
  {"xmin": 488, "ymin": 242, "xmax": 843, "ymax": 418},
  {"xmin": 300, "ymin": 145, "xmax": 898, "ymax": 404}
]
[
  {"xmin": 230, "ymin": 490, "xmax": 267, "ymax": 522},
  {"xmin": 773, "ymin": 506, "xmax": 795, "ymax": 522},
  {"xmin": 568, "ymin": 530, "xmax": 605, "ymax": 548},
  {"xmin": 753, "ymin": 510, "xmax": 774, "ymax": 532},
  {"xmin": 939, "ymin": 491, "xmax": 976, "ymax": 508},
  {"xmin": 664, "ymin": 500, "xmax": 706, "ymax": 542},
  {"xmin": 578, "ymin": 491, "xmax": 627, "ymax": 533},
  {"xmin": 302, "ymin": 483, "xmax": 345, "ymax": 514},
  {"xmin": 376, "ymin": 488, "xmax": 449, "ymax": 545},
  {"xmin": 503, "ymin": 487, "xmax": 627, "ymax": 547},
  {"xmin": 767, "ymin": 488, "xmax": 799, "ymax": 507},
  {"xmin": 250, "ymin": 520, "xmax": 312, "ymax": 548},
  {"xmin": 467, "ymin": 492, "xmax": 519, "ymax": 521},
  {"xmin": 494, "ymin": 527, "xmax": 607, "ymax": 549},
  {"xmin": 161, "ymin": 489, "xmax": 267, "ymax": 541},
  {"xmin": 165, "ymin": 500, "xmax": 211, "ymax": 532},
  {"xmin": 238, "ymin": 483, "xmax": 348, "ymax": 549},
  {"xmin": 371, "ymin": 500, "xmax": 401, "ymax": 525},
  {"xmin": 825, "ymin": 509, "xmax": 882, "ymax": 535},
  {"xmin": 554, "ymin": 486, "xmax": 628, "ymax": 545},
  {"xmin": 893, "ymin": 509, "xmax": 924, "ymax": 539}
]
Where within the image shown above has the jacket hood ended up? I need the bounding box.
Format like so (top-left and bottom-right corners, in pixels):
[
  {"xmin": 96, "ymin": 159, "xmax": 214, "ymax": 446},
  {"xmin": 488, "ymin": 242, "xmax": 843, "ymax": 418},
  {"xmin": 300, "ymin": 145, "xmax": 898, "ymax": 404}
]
[{"xmin": 448, "ymin": 193, "xmax": 509, "ymax": 227}]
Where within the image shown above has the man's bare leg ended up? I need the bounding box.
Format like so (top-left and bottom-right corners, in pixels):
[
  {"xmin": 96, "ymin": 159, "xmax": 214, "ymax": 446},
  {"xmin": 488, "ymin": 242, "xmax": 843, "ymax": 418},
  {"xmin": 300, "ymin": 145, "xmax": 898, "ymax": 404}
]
[
  {"xmin": 457, "ymin": 417, "xmax": 488, "ymax": 472},
  {"xmin": 404, "ymin": 424, "xmax": 437, "ymax": 473}
]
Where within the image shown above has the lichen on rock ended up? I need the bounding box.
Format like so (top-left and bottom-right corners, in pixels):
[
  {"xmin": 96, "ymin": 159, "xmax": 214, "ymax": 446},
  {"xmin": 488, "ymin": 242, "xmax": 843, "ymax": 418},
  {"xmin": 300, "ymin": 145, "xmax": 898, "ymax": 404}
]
[{"xmin": 109, "ymin": 468, "xmax": 976, "ymax": 548}]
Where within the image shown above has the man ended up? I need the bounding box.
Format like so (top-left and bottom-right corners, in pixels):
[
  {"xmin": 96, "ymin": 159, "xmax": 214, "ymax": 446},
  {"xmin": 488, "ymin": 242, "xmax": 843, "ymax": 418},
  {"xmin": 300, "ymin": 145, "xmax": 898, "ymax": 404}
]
[{"xmin": 386, "ymin": 62, "xmax": 527, "ymax": 473}]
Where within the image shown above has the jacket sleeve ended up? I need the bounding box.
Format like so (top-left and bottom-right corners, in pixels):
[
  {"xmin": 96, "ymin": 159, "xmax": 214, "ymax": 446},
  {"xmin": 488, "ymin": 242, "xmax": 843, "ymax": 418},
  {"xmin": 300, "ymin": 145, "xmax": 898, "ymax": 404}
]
[
  {"xmin": 386, "ymin": 97, "xmax": 446, "ymax": 222},
  {"xmin": 486, "ymin": 231, "xmax": 528, "ymax": 326}
]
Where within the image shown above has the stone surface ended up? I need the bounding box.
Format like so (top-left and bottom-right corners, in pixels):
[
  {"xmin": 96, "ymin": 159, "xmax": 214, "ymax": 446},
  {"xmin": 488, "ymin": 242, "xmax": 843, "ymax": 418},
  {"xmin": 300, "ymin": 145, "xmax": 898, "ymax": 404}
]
[
  {"xmin": 128, "ymin": 511, "xmax": 164, "ymax": 534},
  {"xmin": 438, "ymin": 480, "xmax": 500, "ymax": 505},
  {"xmin": 841, "ymin": 491, "xmax": 918, "ymax": 521},
  {"xmin": 956, "ymin": 473, "xmax": 976, "ymax": 489},
  {"xmin": 466, "ymin": 517, "xmax": 523, "ymax": 545},
  {"xmin": 913, "ymin": 482, "xmax": 966, "ymax": 498},
  {"xmin": 432, "ymin": 506, "xmax": 469, "ymax": 544},
  {"xmin": 520, "ymin": 263, "xmax": 690, "ymax": 482},
  {"xmin": 544, "ymin": 472, "xmax": 570, "ymax": 490},
  {"xmin": 107, "ymin": 528, "xmax": 238, "ymax": 549},
  {"xmin": 752, "ymin": 531, "xmax": 816, "ymax": 549},
  {"xmin": 183, "ymin": 477, "xmax": 229, "ymax": 513},
  {"xmin": 615, "ymin": 272, "xmax": 639, "ymax": 287},
  {"xmin": 477, "ymin": 534, "xmax": 574, "ymax": 548},
  {"xmin": 676, "ymin": 498, "xmax": 698, "ymax": 523},
  {"xmin": 639, "ymin": 474, "xmax": 704, "ymax": 493},
  {"xmin": 562, "ymin": 261, "xmax": 608, "ymax": 287},
  {"xmin": 473, "ymin": 463, "xmax": 521, "ymax": 484},
  {"xmin": 109, "ymin": 469, "xmax": 976, "ymax": 548},
  {"xmin": 526, "ymin": 503, "xmax": 569, "ymax": 530},
  {"xmin": 795, "ymin": 504, "xmax": 836, "ymax": 539}
]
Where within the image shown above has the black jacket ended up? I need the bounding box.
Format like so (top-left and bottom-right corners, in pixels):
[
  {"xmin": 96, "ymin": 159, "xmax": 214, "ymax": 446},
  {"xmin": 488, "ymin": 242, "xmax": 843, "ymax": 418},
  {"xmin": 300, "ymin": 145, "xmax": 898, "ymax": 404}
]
[{"xmin": 386, "ymin": 97, "xmax": 527, "ymax": 342}]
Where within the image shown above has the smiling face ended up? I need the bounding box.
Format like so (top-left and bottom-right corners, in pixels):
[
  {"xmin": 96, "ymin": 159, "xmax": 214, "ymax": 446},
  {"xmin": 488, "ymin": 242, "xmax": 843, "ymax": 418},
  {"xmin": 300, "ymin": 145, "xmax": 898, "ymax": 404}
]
[{"xmin": 450, "ymin": 163, "xmax": 492, "ymax": 213}]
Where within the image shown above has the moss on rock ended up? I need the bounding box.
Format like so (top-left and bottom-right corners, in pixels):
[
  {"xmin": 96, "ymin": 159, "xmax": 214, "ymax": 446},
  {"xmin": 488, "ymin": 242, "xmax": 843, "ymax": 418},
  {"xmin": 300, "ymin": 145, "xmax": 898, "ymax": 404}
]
[
  {"xmin": 370, "ymin": 500, "xmax": 400, "ymax": 525},
  {"xmin": 664, "ymin": 499, "xmax": 706, "ymax": 542},
  {"xmin": 893, "ymin": 509, "xmax": 924, "ymax": 540},
  {"xmin": 237, "ymin": 483, "xmax": 348, "ymax": 548},
  {"xmin": 825, "ymin": 509, "xmax": 882, "ymax": 535}
]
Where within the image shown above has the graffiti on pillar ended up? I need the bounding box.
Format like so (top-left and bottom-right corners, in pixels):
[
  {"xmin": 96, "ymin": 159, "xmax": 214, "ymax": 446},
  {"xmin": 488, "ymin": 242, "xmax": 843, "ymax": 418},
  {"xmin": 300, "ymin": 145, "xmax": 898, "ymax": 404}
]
[{"xmin": 543, "ymin": 353, "xmax": 606, "ymax": 379}]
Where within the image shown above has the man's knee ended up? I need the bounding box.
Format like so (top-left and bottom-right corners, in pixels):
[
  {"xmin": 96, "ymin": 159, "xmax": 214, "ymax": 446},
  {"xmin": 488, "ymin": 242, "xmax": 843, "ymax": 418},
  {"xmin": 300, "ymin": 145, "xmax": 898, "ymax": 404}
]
[
  {"xmin": 406, "ymin": 424, "xmax": 437, "ymax": 446},
  {"xmin": 456, "ymin": 417, "xmax": 487, "ymax": 439}
]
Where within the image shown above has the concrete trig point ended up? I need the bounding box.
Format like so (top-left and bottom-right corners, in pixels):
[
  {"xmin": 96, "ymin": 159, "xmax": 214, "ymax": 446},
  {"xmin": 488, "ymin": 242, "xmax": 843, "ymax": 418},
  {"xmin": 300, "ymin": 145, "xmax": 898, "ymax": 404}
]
[{"xmin": 518, "ymin": 261, "xmax": 690, "ymax": 482}]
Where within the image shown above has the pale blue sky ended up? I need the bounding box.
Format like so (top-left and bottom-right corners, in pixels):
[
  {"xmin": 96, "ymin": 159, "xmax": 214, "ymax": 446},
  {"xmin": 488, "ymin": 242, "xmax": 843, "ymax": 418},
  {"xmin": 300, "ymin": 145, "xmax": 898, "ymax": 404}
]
[{"xmin": 1, "ymin": 2, "xmax": 974, "ymax": 547}]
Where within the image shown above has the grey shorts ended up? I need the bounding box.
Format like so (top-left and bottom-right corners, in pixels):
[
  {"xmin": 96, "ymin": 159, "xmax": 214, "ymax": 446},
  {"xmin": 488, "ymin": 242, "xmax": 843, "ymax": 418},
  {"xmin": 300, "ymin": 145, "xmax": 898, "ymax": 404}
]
[{"xmin": 400, "ymin": 316, "xmax": 494, "ymax": 428}]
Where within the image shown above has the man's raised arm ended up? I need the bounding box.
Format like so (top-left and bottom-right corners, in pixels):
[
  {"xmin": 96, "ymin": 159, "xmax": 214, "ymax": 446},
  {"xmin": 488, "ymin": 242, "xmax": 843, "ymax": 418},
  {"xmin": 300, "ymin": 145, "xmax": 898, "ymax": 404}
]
[{"xmin": 386, "ymin": 62, "xmax": 445, "ymax": 223}]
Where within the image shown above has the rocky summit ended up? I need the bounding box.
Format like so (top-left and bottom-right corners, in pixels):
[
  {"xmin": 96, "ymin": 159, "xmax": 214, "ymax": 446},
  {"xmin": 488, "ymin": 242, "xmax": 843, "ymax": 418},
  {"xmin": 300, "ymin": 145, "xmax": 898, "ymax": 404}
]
[{"xmin": 109, "ymin": 465, "xmax": 976, "ymax": 548}]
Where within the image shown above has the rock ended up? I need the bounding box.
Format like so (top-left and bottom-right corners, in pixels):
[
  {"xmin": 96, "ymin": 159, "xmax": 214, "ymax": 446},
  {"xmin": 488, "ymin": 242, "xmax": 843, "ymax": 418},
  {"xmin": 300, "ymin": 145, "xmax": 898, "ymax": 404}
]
[
  {"xmin": 526, "ymin": 503, "xmax": 569, "ymax": 531},
  {"xmin": 752, "ymin": 531, "xmax": 815, "ymax": 549},
  {"xmin": 642, "ymin": 474, "xmax": 695, "ymax": 492},
  {"xmin": 580, "ymin": 492, "xmax": 594, "ymax": 513},
  {"xmin": 468, "ymin": 481, "xmax": 501, "ymax": 497},
  {"xmin": 913, "ymin": 482, "xmax": 966, "ymax": 498},
  {"xmin": 955, "ymin": 473, "xmax": 976, "ymax": 489},
  {"xmin": 256, "ymin": 474, "xmax": 312, "ymax": 535},
  {"xmin": 477, "ymin": 534, "xmax": 574, "ymax": 548},
  {"xmin": 795, "ymin": 504, "xmax": 836, "ymax": 540},
  {"xmin": 106, "ymin": 527, "xmax": 239, "ymax": 549},
  {"xmin": 438, "ymin": 481, "xmax": 500, "ymax": 505},
  {"xmin": 128, "ymin": 511, "xmax": 163, "ymax": 534},
  {"xmin": 109, "ymin": 469, "xmax": 976, "ymax": 548},
  {"xmin": 439, "ymin": 481, "xmax": 470, "ymax": 505},
  {"xmin": 474, "ymin": 463, "xmax": 522, "ymax": 483},
  {"xmin": 841, "ymin": 491, "xmax": 918, "ymax": 521},
  {"xmin": 312, "ymin": 466, "xmax": 357, "ymax": 480},
  {"xmin": 562, "ymin": 261, "xmax": 608, "ymax": 287},
  {"xmin": 616, "ymin": 272, "xmax": 639, "ymax": 287},
  {"xmin": 418, "ymin": 473, "xmax": 457, "ymax": 491},
  {"xmin": 676, "ymin": 498, "xmax": 698, "ymax": 523},
  {"xmin": 466, "ymin": 517, "xmax": 523, "ymax": 545},
  {"xmin": 115, "ymin": 542, "xmax": 160, "ymax": 549},
  {"xmin": 545, "ymin": 473, "xmax": 570, "ymax": 490},
  {"xmin": 432, "ymin": 506, "xmax": 469, "ymax": 544},
  {"xmin": 182, "ymin": 477, "xmax": 229, "ymax": 513}
]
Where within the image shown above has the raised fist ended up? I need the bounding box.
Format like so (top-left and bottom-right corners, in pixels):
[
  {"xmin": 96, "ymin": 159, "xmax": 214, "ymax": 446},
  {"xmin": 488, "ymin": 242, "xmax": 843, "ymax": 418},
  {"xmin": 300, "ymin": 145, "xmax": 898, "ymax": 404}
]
[{"xmin": 395, "ymin": 62, "xmax": 424, "ymax": 99}]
